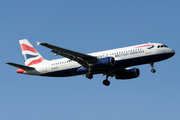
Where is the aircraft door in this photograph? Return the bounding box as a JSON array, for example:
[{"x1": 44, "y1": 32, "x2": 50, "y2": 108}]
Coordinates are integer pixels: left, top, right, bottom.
[
  {"x1": 146, "y1": 44, "x2": 151, "y2": 54},
  {"x1": 42, "y1": 62, "x2": 48, "y2": 73}
]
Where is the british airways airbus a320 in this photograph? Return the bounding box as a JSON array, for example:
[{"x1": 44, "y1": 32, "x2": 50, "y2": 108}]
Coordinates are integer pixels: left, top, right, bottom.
[{"x1": 7, "y1": 39, "x2": 175, "y2": 86}]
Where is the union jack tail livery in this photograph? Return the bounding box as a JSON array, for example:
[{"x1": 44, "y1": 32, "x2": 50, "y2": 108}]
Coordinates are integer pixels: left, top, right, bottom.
[{"x1": 19, "y1": 39, "x2": 45, "y2": 66}]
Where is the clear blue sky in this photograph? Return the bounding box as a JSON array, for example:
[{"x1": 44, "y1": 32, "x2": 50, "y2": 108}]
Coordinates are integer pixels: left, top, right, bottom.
[{"x1": 1, "y1": 0, "x2": 179, "y2": 120}]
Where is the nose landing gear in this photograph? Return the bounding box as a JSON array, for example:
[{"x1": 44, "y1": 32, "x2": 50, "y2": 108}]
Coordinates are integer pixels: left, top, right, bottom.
[
  {"x1": 151, "y1": 69, "x2": 156, "y2": 73},
  {"x1": 150, "y1": 62, "x2": 156, "y2": 73}
]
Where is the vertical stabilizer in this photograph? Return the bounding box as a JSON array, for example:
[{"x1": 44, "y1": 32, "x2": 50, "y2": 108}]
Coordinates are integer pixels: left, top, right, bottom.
[{"x1": 19, "y1": 39, "x2": 45, "y2": 66}]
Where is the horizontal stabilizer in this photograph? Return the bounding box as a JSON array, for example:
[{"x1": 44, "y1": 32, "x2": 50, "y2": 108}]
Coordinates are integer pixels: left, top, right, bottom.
[{"x1": 6, "y1": 62, "x2": 35, "y2": 70}]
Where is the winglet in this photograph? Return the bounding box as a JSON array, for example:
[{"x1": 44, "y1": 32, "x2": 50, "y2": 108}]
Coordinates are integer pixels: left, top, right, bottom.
[{"x1": 36, "y1": 41, "x2": 41, "y2": 46}]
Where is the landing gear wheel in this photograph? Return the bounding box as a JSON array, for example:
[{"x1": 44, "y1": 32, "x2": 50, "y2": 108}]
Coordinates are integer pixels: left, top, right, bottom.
[
  {"x1": 150, "y1": 62, "x2": 156, "y2": 73},
  {"x1": 86, "y1": 72, "x2": 93, "y2": 79},
  {"x1": 103, "y1": 80, "x2": 110, "y2": 86},
  {"x1": 151, "y1": 69, "x2": 156, "y2": 73}
]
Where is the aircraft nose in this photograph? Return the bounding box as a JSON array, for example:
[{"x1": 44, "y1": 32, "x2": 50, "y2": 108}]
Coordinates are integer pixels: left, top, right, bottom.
[{"x1": 170, "y1": 48, "x2": 175, "y2": 57}]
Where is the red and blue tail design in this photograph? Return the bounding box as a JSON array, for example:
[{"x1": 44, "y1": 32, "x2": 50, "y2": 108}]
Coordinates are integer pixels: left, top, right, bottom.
[{"x1": 19, "y1": 39, "x2": 45, "y2": 66}]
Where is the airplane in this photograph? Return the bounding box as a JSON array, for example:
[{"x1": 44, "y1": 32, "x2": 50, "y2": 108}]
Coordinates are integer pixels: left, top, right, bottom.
[{"x1": 7, "y1": 39, "x2": 175, "y2": 86}]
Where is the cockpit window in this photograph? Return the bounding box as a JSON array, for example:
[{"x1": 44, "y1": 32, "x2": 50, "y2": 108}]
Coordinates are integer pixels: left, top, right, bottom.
[
  {"x1": 157, "y1": 45, "x2": 168, "y2": 48},
  {"x1": 163, "y1": 45, "x2": 168, "y2": 47}
]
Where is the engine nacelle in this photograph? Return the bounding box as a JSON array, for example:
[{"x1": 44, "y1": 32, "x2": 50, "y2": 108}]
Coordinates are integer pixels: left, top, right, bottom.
[
  {"x1": 77, "y1": 57, "x2": 115, "y2": 73},
  {"x1": 115, "y1": 68, "x2": 140, "y2": 80},
  {"x1": 92, "y1": 57, "x2": 115, "y2": 69}
]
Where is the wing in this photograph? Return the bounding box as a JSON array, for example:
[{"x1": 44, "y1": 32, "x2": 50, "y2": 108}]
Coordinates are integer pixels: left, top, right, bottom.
[{"x1": 37, "y1": 42, "x2": 97, "y2": 69}]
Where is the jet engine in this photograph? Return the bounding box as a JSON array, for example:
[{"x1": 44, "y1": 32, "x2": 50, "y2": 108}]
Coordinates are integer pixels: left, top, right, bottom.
[
  {"x1": 91, "y1": 57, "x2": 115, "y2": 69},
  {"x1": 115, "y1": 68, "x2": 140, "y2": 79},
  {"x1": 77, "y1": 57, "x2": 115, "y2": 73}
]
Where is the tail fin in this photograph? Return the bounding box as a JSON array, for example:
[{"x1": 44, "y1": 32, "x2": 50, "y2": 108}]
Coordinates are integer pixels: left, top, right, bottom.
[{"x1": 19, "y1": 39, "x2": 45, "y2": 66}]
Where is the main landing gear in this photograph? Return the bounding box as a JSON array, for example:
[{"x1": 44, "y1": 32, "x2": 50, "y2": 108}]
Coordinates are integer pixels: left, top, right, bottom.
[
  {"x1": 103, "y1": 75, "x2": 110, "y2": 86},
  {"x1": 86, "y1": 72, "x2": 93, "y2": 79},
  {"x1": 85, "y1": 72, "x2": 110, "y2": 86},
  {"x1": 150, "y1": 62, "x2": 156, "y2": 73},
  {"x1": 103, "y1": 79, "x2": 110, "y2": 86}
]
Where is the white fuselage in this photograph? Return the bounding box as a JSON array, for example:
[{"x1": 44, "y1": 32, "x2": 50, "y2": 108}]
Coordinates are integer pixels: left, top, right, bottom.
[{"x1": 25, "y1": 43, "x2": 175, "y2": 77}]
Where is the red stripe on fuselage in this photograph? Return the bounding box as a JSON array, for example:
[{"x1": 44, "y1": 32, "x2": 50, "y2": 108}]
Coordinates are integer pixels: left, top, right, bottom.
[
  {"x1": 135, "y1": 44, "x2": 152, "y2": 48},
  {"x1": 27, "y1": 57, "x2": 44, "y2": 66},
  {"x1": 20, "y1": 44, "x2": 38, "y2": 53}
]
